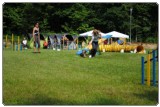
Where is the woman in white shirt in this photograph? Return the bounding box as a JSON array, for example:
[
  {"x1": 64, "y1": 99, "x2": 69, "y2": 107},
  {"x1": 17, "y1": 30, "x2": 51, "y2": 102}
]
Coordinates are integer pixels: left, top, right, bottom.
[{"x1": 89, "y1": 29, "x2": 101, "y2": 57}]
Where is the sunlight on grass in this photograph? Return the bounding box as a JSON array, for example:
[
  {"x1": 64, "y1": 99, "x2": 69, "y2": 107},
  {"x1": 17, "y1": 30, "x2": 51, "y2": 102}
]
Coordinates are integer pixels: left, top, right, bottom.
[{"x1": 3, "y1": 49, "x2": 158, "y2": 105}]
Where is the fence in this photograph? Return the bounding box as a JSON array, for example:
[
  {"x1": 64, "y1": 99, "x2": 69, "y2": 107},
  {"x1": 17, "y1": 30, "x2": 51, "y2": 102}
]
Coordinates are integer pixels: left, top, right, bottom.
[{"x1": 141, "y1": 50, "x2": 158, "y2": 86}]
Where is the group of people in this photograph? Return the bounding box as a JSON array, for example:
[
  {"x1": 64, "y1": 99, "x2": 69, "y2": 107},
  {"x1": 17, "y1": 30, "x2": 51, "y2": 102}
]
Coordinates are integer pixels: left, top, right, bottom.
[
  {"x1": 32, "y1": 22, "x2": 67, "y2": 52},
  {"x1": 32, "y1": 22, "x2": 102, "y2": 58}
]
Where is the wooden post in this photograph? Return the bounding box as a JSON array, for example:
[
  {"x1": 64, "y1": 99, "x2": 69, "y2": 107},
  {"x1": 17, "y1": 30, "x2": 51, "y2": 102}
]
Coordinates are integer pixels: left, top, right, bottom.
[
  {"x1": 152, "y1": 50, "x2": 156, "y2": 86},
  {"x1": 15, "y1": 43, "x2": 18, "y2": 51},
  {"x1": 67, "y1": 40, "x2": 69, "y2": 50},
  {"x1": 111, "y1": 38, "x2": 112, "y2": 44},
  {"x1": 18, "y1": 36, "x2": 20, "y2": 50},
  {"x1": 108, "y1": 38, "x2": 110, "y2": 45},
  {"x1": 77, "y1": 37, "x2": 79, "y2": 50},
  {"x1": 124, "y1": 38, "x2": 126, "y2": 45},
  {"x1": 20, "y1": 44, "x2": 22, "y2": 51},
  {"x1": 141, "y1": 57, "x2": 145, "y2": 85},
  {"x1": 6, "y1": 35, "x2": 8, "y2": 48},
  {"x1": 147, "y1": 52, "x2": 151, "y2": 86},
  {"x1": 63, "y1": 36, "x2": 64, "y2": 50},
  {"x1": 6, "y1": 35, "x2": 7, "y2": 43},
  {"x1": 18, "y1": 36, "x2": 20, "y2": 44},
  {"x1": 12, "y1": 34, "x2": 14, "y2": 50}
]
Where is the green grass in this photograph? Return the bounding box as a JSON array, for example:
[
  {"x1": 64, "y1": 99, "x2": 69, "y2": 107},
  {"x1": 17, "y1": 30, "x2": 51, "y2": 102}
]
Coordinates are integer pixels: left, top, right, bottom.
[{"x1": 3, "y1": 49, "x2": 158, "y2": 105}]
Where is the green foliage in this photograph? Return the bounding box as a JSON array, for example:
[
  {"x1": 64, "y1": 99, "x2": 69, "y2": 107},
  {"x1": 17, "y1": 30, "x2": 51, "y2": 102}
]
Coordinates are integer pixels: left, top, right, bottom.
[
  {"x1": 77, "y1": 23, "x2": 94, "y2": 32},
  {"x1": 40, "y1": 18, "x2": 50, "y2": 32},
  {"x1": 60, "y1": 4, "x2": 93, "y2": 33},
  {"x1": 145, "y1": 37, "x2": 158, "y2": 43},
  {"x1": 3, "y1": 4, "x2": 23, "y2": 34},
  {"x1": 3, "y1": 3, "x2": 158, "y2": 43}
]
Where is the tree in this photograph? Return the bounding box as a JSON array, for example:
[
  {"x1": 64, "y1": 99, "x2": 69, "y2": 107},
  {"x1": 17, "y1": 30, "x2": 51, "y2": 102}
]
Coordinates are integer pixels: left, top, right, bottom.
[{"x1": 3, "y1": 3, "x2": 158, "y2": 43}]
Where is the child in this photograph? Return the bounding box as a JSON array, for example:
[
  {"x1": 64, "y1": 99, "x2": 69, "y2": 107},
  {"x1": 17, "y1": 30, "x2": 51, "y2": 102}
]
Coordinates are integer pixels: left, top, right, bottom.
[{"x1": 43, "y1": 40, "x2": 48, "y2": 49}]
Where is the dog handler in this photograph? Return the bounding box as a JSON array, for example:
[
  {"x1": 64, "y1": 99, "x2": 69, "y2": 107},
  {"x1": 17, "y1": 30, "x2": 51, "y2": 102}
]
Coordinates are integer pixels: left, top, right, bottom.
[{"x1": 89, "y1": 29, "x2": 101, "y2": 57}]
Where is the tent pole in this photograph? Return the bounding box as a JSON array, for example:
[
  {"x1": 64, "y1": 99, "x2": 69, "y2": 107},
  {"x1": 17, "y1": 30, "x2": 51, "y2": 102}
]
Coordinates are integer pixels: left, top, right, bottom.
[
  {"x1": 67, "y1": 40, "x2": 68, "y2": 50},
  {"x1": 108, "y1": 38, "x2": 109, "y2": 45},
  {"x1": 111, "y1": 38, "x2": 112, "y2": 44},
  {"x1": 77, "y1": 37, "x2": 79, "y2": 50}
]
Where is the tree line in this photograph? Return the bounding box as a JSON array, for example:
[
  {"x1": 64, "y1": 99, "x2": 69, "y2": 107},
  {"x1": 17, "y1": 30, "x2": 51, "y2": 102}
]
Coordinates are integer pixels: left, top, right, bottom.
[{"x1": 3, "y1": 3, "x2": 158, "y2": 42}]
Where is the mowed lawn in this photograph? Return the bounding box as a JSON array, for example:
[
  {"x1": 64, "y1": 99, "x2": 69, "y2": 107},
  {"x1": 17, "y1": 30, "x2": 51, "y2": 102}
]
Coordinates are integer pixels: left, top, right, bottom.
[{"x1": 3, "y1": 49, "x2": 158, "y2": 105}]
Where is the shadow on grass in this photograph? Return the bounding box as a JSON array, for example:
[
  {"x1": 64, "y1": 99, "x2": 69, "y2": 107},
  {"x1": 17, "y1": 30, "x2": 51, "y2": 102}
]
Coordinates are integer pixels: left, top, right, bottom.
[
  {"x1": 87, "y1": 97, "x2": 120, "y2": 105},
  {"x1": 133, "y1": 89, "x2": 158, "y2": 104},
  {"x1": 4, "y1": 93, "x2": 120, "y2": 105},
  {"x1": 22, "y1": 94, "x2": 67, "y2": 105}
]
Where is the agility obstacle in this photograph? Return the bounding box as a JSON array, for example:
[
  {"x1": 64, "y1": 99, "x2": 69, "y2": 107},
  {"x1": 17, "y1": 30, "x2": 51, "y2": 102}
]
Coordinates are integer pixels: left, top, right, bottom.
[
  {"x1": 141, "y1": 50, "x2": 158, "y2": 86},
  {"x1": 14, "y1": 35, "x2": 22, "y2": 51},
  {"x1": 4, "y1": 34, "x2": 22, "y2": 51}
]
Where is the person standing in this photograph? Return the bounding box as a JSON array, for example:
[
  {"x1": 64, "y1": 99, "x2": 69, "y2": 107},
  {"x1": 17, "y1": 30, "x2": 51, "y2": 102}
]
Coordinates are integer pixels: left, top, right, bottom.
[
  {"x1": 22, "y1": 37, "x2": 28, "y2": 49},
  {"x1": 43, "y1": 40, "x2": 48, "y2": 49},
  {"x1": 89, "y1": 29, "x2": 101, "y2": 57},
  {"x1": 33, "y1": 22, "x2": 40, "y2": 53}
]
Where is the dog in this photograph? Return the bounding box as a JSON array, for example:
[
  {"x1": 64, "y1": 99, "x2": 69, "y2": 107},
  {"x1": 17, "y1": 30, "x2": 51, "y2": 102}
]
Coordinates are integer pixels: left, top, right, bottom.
[
  {"x1": 80, "y1": 50, "x2": 87, "y2": 58},
  {"x1": 80, "y1": 49, "x2": 97, "y2": 58},
  {"x1": 89, "y1": 49, "x2": 97, "y2": 58}
]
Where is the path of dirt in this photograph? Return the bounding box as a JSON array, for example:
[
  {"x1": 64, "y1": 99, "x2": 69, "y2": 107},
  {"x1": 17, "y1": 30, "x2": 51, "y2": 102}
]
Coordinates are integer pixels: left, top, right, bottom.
[{"x1": 131, "y1": 42, "x2": 158, "y2": 50}]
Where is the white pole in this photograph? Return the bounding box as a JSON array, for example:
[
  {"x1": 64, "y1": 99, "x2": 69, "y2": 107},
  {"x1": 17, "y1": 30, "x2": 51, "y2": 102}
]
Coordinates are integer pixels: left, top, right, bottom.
[{"x1": 130, "y1": 8, "x2": 133, "y2": 44}]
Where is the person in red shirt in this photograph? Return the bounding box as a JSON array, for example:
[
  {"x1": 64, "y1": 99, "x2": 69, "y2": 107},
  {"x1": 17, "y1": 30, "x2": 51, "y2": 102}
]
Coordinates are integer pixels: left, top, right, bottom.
[
  {"x1": 104, "y1": 39, "x2": 108, "y2": 45},
  {"x1": 43, "y1": 40, "x2": 48, "y2": 49}
]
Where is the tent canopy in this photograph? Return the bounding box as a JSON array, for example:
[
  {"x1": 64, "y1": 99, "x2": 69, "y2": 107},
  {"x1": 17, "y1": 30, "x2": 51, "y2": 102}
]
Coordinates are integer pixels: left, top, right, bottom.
[
  {"x1": 72, "y1": 35, "x2": 78, "y2": 40},
  {"x1": 78, "y1": 36, "x2": 87, "y2": 42},
  {"x1": 79, "y1": 30, "x2": 106, "y2": 36},
  {"x1": 105, "y1": 31, "x2": 129, "y2": 39},
  {"x1": 101, "y1": 35, "x2": 112, "y2": 39},
  {"x1": 72, "y1": 36, "x2": 87, "y2": 42},
  {"x1": 49, "y1": 34, "x2": 63, "y2": 45},
  {"x1": 65, "y1": 34, "x2": 74, "y2": 41}
]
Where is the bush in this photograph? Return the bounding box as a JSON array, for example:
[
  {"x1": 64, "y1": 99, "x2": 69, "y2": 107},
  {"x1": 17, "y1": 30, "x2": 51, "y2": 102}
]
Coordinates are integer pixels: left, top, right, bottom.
[{"x1": 145, "y1": 37, "x2": 158, "y2": 43}]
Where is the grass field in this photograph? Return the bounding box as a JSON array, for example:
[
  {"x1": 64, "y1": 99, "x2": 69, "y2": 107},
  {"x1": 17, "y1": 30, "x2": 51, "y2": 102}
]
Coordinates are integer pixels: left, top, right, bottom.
[{"x1": 3, "y1": 49, "x2": 158, "y2": 105}]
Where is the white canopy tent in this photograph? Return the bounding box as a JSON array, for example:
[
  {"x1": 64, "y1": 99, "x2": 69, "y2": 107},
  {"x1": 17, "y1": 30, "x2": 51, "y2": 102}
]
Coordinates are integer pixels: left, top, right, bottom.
[
  {"x1": 79, "y1": 30, "x2": 106, "y2": 36},
  {"x1": 105, "y1": 31, "x2": 129, "y2": 39}
]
